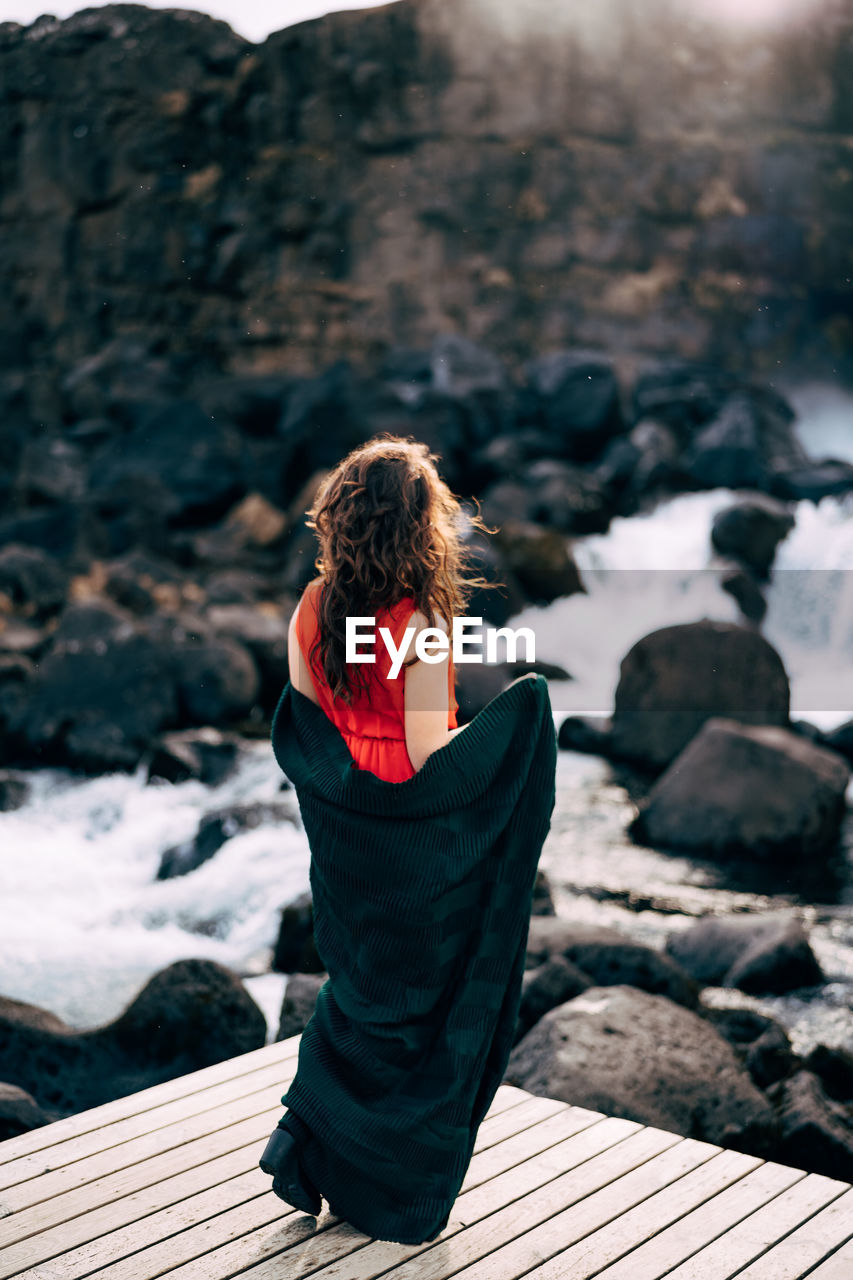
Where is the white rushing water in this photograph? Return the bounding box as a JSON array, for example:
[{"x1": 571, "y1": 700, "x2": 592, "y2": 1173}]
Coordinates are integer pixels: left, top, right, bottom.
[{"x1": 1, "y1": 396, "x2": 851, "y2": 1039}]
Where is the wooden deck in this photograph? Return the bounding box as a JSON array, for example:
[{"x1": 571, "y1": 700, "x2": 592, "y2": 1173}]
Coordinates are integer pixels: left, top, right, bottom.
[{"x1": 0, "y1": 1036, "x2": 851, "y2": 1280}]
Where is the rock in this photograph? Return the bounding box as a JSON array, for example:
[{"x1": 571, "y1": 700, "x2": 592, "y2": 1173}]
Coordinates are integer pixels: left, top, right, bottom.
[
  {"x1": 430, "y1": 333, "x2": 506, "y2": 399},
  {"x1": 505, "y1": 985, "x2": 777, "y2": 1153},
  {"x1": 522, "y1": 459, "x2": 612, "y2": 536},
  {"x1": 524, "y1": 351, "x2": 626, "y2": 462},
  {"x1": 92, "y1": 399, "x2": 249, "y2": 527},
  {"x1": 0, "y1": 544, "x2": 68, "y2": 617},
  {"x1": 157, "y1": 801, "x2": 297, "y2": 879},
  {"x1": 460, "y1": 532, "x2": 528, "y2": 627},
  {"x1": 821, "y1": 718, "x2": 853, "y2": 766},
  {"x1": 804, "y1": 1045, "x2": 853, "y2": 1104},
  {"x1": 0, "y1": 1082, "x2": 53, "y2": 1141},
  {"x1": 526, "y1": 917, "x2": 698, "y2": 1008},
  {"x1": 0, "y1": 959, "x2": 266, "y2": 1115},
  {"x1": 558, "y1": 715, "x2": 613, "y2": 755},
  {"x1": 611, "y1": 620, "x2": 790, "y2": 771},
  {"x1": 22, "y1": 600, "x2": 178, "y2": 771},
  {"x1": 272, "y1": 890, "x2": 323, "y2": 974},
  {"x1": 173, "y1": 635, "x2": 260, "y2": 725},
  {"x1": 711, "y1": 495, "x2": 795, "y2": 579},
  {"x1": 530, "y1": 868, "x2": 556, "y2": 916},
  {"x1": 0, "y1": 771, "x2": 28, "y2": 811},
  {"x1": 631, "y1": 361, "x2": 740, "y2": 436},
  {"x1": 770, "y1": 458, "x2": 853, "y2": 502},
  {"x1": 704, "y1": 1007, "x2": 799, "y2": 1089},
  {"x1": 147, "y1": 727, "x2": 241, "y2": 786},
  {"x1": 718, "y1": 563, "x2": 767, "y2": 624},
  {"x1": 625, "y1": 420, "x2": 681, "y2": 499},
  {"x1": 204, "y1": 603, "x2": 290, "y2": 714},
  {"x1": 491, "y1": 520, "x2": 584, "y2": 603},
  {"x1": 667, "y1": 916, "x2": 824, "y2": 995},
  {"x1": 276, "y1": 972, "x2": 327, "y2": 1041},
  {"x1": 680, "y1": 389, "x2": 807, "y2": 492},
  {"x1": 631, "y1": 719, "x2": 849, "y2": 860},
  {"x1": 222, "y1": 492, "x2": 289, "y2": 548},
  {"x1": 768, "y1": 1071, "x2": 853, "y2": 1183},
  {"x1": 514, "y1": 957, "x2": 592, "y2": 1044}
]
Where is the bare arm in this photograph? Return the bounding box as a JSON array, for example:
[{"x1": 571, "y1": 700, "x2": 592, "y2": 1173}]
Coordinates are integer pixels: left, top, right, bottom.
[
  {"x1": 403, "y1": 611, "x2": 467, "y2": 772},
  {"x1": 287, "y1": 601, "x2": 321, "y2": 706}
]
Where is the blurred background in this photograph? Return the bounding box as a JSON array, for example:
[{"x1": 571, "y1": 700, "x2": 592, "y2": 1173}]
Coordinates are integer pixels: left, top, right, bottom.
[{"x1": 0, "y1": 0, "x2": 852, "y2": 1169}]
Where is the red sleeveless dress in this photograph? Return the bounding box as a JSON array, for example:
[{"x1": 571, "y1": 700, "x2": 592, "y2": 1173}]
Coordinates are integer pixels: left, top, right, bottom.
[{"x1": 295, "y1": 578, "x2": 459, "y2": 782}]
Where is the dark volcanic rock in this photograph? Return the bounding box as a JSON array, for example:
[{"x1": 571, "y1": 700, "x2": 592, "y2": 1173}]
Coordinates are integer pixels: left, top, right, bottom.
[
  {"x1": 514, "y1": 957, "x2": 592, "y2": 1045},
  {"x1": 276, "y1": 972, "x2": 327, "y2": 1041},
  {"x1": 491, "y1": 520, "x2": 584, "y2": 603},
  {"x1": 711, "y1": 494, "x2": 795, "y2": 579},
  {"x1": 611, "y1": 620, "x2": 791, "y2": 771},
  {"x1": 0, "y1": 959, "x2": 266, "y2": 1116},
  {"x1": 526, "y1": 916, "x2": 698, "y2": 1008},
  {"x1": 273, "y1": 890, "x2": 323, "y2": 975},
  {"x1": 804, "y1": 1045, "x2": 853, "y2": 1104},
  {"x1": 557, "y1": 715, "x2": 613, "y2": 755},
  {"x1": 147, "y1": 727, "x2": 241, "y2": 786},
  {"x1": 667, "y1": 916, "x2": 825, "y2": 995},
  {"x1": 523, "y1": 351, "x2": 626, "y2": 462},
  {"x1": 157, "y1": 801, "x2": 298, "y2": 879},
  {"x1": 822, "y1": 719, "x2": 853, "y2": 766},
  {"x1": 0, "y1": 1082, "x2": 53, "y2": 1141},
  {"x1": 0, "y1": 771, "x2": 28, "y2": 811},
  {"x1": 505, "y1": 985, "x2": 777, "y2": 1153},
  {"x1": 0, "y1": 544, "x2": 69, "y2": 617},
  {"x1": 530, "y1": 868, "x2": 556, "y2": 917},
  {"x1": 768, "y1": 1070, "x2": 853, "y2": 1183},
  {"x1": 630, "y1": 718, "x2": 849, "y2": 860}
]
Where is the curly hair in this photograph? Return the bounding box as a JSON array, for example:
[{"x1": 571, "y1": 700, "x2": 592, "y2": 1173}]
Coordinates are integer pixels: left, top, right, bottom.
[{"x1": 304, "y1": 434, "x2": 496, "y2": 703}]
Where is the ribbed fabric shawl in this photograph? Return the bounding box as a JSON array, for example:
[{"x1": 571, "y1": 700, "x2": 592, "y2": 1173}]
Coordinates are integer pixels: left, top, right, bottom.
[{"x1": 269, "y1": 672, "x2": 557, "y2": 1244}]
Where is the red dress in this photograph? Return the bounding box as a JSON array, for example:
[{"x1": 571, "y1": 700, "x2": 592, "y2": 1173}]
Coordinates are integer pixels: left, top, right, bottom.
[{"x1": 295, "y1": 578, "x2": 459, "y2": 782}]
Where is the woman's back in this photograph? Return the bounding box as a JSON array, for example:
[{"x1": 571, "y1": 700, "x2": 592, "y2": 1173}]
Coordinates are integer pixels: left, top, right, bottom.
[{"x1": 295, "y1": 577, "x2": 459, "y2": 782}]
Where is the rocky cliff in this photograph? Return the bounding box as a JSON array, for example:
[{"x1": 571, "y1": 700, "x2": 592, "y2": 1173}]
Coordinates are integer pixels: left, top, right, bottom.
[{"x1": 1, "y1": 0, "x2": 851, "y2": 430}]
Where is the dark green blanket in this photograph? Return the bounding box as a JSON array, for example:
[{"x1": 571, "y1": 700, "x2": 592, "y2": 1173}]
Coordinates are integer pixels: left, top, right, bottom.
[{"x1": 270, "y1": 672, "x2": 557, "y2": 1244}]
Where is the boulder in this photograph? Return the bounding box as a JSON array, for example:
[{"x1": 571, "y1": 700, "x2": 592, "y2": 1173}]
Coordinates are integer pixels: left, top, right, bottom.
[
  {"x1": 611, "y1": 620, "x2": 790, "y2": 771},
  {"x1": 768, "y1": 1071, "x2": 853, "y2": 1183},
  {"x1": 173, "y1": 635, "x2": 260, "y2": 725},
  {"x1": 666, "y1": 916, "x2": 825, "y2": 995},
  {"x1": 157, "y1": 801, "x2": 298, "y2": 879},
  {"x1": 491, "y1": 519, "x2": 584, "y2": 603},
  {"x1": 523, "y1": 351, "x2": 626, "y2": 462},
  {"x1": 718, "y1": 563, "x2": 767, "y2": 624},
  {"x1": 514, "y1": 957, "x2": 592, "y2": 1044},
  {"x1": 821, "y1": 718, "x2": 853, "y2": 766},
  {"x1": 711, "y1": 495, "x2": 795, "y2": 579},
  {"x1": 272, "y1": 890, "x2": 323, "y2": 974},
  {"x1": 0, "y1": 1082, "x2": 53, "y2": 1141},
  {"x1": 506, "y1": 985, "x2": 778, "y2": 1152},
  {"x1": 705, "y1": 1008, "x2": 801, "y2": 1090},
  {"x1": 526, "y1": 917, "x2": 698, "y2": 1008},
  {"x1": 276, "y1": 972, "x2": 327, "y2": 1041},
  {"x1": 530, "y1": 868, "x2": 556, "y2": 917},
  {"x1": 557, "y1": 715, "x2": 613, "y2": 755},
  {"x1": 0, "y1": 544, "x2": 68, "y2": 617},
  {"x1": 631, "y1": 719, "x2": 850, "y2": 860},
  {"x1": 804, "y1": 1045, "x2": 853, "y2": 1104},
  {"x1": 770, "y1": 458, "x2": 853, "y2": 502},
  {"x1": 522, "y1": 459, "x2": 612, "y2": 536},
  {"x1": 0, "y1": 959, "x2": 266, "y2": 1115},
  {"x1": 147, "y1": 727, "x2": 242, "y2": 786},
  {"x1": 204, "y1": 603, "x2": 290, "y2": 714},
  {"x1": 0, "y1": 771, "x2": 28, "y2": 811}
]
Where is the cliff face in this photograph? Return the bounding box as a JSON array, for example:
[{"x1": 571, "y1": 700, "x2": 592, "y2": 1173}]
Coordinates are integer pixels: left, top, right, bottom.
[{"x1": 1, "y1": 0, "x2": 851, "y2": 424}]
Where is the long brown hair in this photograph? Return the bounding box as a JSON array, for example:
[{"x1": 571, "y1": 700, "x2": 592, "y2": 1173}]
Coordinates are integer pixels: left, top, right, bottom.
[{"x1": 304, "y1": 434, "x2": 495, "y2": 703}]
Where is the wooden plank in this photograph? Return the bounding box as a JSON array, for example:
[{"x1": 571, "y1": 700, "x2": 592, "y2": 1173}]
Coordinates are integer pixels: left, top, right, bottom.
[
  {"x1": 193, "y1": 1126, "x2": 683, "y2": 1280},
  {"x1": 732, "y1": 1187, "x2": 853, "y2": 1280},
  {"x1": 120, "y1": 1116, "x2": 650, "y2": 1280},
  {"x1": 0, "y1": 1038, "x2": 301, "y2": 1167},
  {"x1": 45, "y1": 1106, "x2": 605, "y2": 1280},
  {"x1": 659, "y1": 1174, "x2": 850, "y2": 1280},
  {"x1": 590, "y1": 1160, "x2": 806, "y2": 1280},
  {"x1": 395, "y1": 1136, "x2": 715, "y2": 1280},
  {"x1": 0, "y1": 1059, "x2": 297, "y2": 1194},
  {"x1": 522, "y1": 1147, "x2": 767, "y2": 1280},
  {"x1": 0, "y1": 1078, "x2": 530, "y2": 1272},
  {"x1": 805, "y1": 1233, "x2": 853, "y2": 1279},
  {"x1": 0, "y1": 1076, "x2": 292, "y2": 1218}
]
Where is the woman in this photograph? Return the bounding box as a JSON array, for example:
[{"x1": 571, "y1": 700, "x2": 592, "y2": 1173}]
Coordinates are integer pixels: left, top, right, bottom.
[{"x1": 260, "y1": 434, "x2": 557, "y2": 1244}]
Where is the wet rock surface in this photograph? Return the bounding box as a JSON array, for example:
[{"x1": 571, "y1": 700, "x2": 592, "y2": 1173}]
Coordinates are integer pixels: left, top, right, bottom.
[
  {"x1": 666, "y1": 916, "x2": 825, "y2": 995},
  {"x1": 0, "y1": 959, "x2": 266, "y2": 1117}
]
